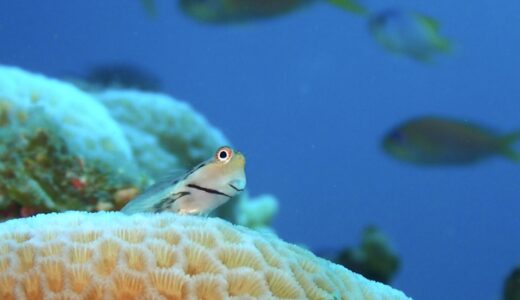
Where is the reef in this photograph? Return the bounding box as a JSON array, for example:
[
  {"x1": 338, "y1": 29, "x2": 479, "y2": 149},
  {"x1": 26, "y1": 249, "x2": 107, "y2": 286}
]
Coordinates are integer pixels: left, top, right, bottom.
[
  {"x1": 0, "y1": 65, "x2": 277, "y2": 228},
  {"x1": 0, "y1": 66, "x2": 145, "y2": 218},
  {"x1": 333, "y1": 226, "x2": 400, "y2": 284},
  {"x1": 0, "y1": 211, "x2": 411, "y2": 299}
]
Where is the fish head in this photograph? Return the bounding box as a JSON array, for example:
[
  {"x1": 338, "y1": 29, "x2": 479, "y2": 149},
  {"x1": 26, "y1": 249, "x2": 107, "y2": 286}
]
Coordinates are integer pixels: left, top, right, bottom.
[
  {"x1": 187, "y1": 146, "x2": 246, "y2": 197},
  {"x1": 382, "y1": 127, "x2": 422, "y2": 162},
  {"x1": 369, "y1": 9, "x2": 414, "y2": 54}
]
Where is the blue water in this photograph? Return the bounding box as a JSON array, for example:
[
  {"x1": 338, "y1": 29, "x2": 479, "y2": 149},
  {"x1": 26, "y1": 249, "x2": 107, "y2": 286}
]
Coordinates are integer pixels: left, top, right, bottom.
[{"x1": 1, "y1": 1, "x2": 519, "y2": 299}]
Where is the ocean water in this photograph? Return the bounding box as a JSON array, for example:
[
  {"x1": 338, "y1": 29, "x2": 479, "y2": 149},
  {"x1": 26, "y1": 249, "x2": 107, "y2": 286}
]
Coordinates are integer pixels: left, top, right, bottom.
[{"x1": 1, "y1": 1, "x2": 519, "y2": 299}]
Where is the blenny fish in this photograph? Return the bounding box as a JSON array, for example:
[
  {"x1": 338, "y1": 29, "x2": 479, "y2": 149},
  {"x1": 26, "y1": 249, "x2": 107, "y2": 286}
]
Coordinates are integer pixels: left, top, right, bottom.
[{"x1": 122, "y1": 146, "x2": 246, "y2": 215}]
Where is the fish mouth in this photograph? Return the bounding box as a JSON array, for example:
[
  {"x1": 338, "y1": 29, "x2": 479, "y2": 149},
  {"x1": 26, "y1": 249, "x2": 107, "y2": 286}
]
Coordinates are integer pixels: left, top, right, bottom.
[
  {"x1": 228, "y1": 178, "x2": 246, "y2": 192},
  {"x1": 228, "y1": 183, "x2": 245, "y2": 192}
]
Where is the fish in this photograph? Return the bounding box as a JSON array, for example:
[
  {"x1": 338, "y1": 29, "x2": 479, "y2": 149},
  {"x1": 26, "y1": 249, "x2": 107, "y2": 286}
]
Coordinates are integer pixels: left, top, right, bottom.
[
  {"x1": 84, "y1": 63, "x2": 161, "y2": 91},
  {"x1": 382, "y1": 116, "x2": 520, "y2": 165},
  {"x1": 368, "y1": 9, "x2": 452, "y2": 62},
  {"x1": 122, "y1": 146, "x2": 246, "y2": 215},
  {"x1": 176, "y1": 0, "x2": 367, "y2": 23}
]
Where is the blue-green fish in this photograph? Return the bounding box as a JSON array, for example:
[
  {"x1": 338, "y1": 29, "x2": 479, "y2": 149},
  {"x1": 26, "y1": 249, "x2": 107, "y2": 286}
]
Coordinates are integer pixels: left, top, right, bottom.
[
  {"x1": 368, "y1": 9, "x2": 452, "y2": 62},
  {"x1": 177, "y1": 0, "x2": 367, "y2": 23},
  {"x1": 122, "y1": 146, "x2": 246, "y2": 215},
  {"x1": 383, "y1": 116, "x2": 520, "y2": 165}
]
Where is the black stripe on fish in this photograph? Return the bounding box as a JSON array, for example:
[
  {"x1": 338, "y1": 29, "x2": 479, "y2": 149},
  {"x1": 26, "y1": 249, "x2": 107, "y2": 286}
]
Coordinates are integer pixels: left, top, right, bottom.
[
  {"x1": 153, "y1": 191, "x2": 190, "y2": 212},
  {"x1": 228, "y1": 184, "x2": 244, "y2": 192},
  {"x1": 186, "y1": 183, "x2": 231, "y2": 198}
]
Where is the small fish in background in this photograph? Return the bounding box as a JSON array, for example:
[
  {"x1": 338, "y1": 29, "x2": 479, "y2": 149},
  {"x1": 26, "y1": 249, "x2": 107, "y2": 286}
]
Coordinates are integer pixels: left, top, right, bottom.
[
  {"x1": 382, "y1": 116, "x2": 520, "y2": 166},
  {"x1": 141, "y1": 0, "x2": 367, "y2": 24},
  {"x1": 315, "y1": 226, "x2": 400, "y2": 284},
  {"x1": 368, "y1": 9, "x2": 452, "y2": 62},
  {"x1": 81, "y1": 63, "x2": 162, "y2": 92},
  {"x1": 503, "y1": 266, "x2": 520, "y2": 300},
  {"x1": 122, "y1": 146, "x2": 246, "y2": 216}
]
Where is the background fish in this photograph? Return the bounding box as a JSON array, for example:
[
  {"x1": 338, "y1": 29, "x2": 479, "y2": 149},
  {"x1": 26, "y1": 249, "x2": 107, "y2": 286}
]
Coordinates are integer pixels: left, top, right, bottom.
[
  {"x1": 122, "y1": 146, "x2": 246, "y2": 215},
  {"x1": 368, "y1": 9, "x2": 452, "y2": 62},
  {"x1": 83, "y1": 63, "x2": 162, "y2": 91},
  {"x1": 382, "y1": 116, "x2": 520, "y2": 165},
  {"x1": 177, "y1": 0, "x2": 367, "y2": 23}
]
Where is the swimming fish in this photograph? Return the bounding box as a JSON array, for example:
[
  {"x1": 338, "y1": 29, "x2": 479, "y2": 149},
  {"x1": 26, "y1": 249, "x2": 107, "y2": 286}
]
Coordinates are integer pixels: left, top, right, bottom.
[
  {"x1": 122, "y1": 146, "x2": 246, "y2": 215},
  {"x1": 382, "y1": 116, "x2": 520, "y2": 165},
  {"x1": 84, "y1": 63, "x2": 161, "y2": 91},
  {"x1": 177, "y1": 0, "x2": 367, "y2": 23},
  {"x1": 368, "y1": 9, "x2": 452, "y2": 62}
]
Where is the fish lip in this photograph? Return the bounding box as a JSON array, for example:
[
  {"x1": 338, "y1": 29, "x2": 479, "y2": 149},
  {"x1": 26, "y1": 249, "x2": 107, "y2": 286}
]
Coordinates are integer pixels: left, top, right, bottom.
[{"x1": 228, "y1": 183, "x2": 245, "y2": 192}]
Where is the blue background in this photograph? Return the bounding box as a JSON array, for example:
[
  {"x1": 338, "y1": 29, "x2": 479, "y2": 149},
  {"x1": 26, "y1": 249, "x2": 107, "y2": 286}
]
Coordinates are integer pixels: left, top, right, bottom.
[{"x1": 1, "y1": 1, "x2": 519, "y2": 299}]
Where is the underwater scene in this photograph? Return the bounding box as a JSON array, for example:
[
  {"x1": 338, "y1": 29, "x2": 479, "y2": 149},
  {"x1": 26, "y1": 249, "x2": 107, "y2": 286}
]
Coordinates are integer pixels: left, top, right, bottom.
[{"x1": 0, "y1": 0, "x2": 518, "y2": 299}]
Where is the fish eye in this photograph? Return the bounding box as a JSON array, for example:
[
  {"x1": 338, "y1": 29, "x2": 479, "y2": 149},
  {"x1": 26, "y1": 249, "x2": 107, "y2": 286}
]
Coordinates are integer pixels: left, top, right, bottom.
[
  {"x1": 389, "y1": 130, "x2": 405, "y2": 142},
  {"x1": 216, "y1": 146, "x2": 233, "y2": 162}
]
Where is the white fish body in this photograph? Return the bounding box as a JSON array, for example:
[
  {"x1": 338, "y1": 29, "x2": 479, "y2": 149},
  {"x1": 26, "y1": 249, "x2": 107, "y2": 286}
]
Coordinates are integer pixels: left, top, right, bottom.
[{"x1": 122, "y1": 146, "x2": 246, "y2": 215}]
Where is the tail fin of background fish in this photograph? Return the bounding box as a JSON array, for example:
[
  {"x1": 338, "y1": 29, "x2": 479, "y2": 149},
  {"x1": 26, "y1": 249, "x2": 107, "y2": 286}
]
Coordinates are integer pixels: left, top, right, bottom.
[
  {"x1": 416, "y1": 14, "x2": 453, "y2": 54},
  {"x1": 500, "y1": 131, "x2": 520, "y2": 163},
  {"x1": 433, "y1": 37, "x2": 452, "y2": 54},
  {"x1": 327, "y1": 0, "x2": 368, "y2": 15}
]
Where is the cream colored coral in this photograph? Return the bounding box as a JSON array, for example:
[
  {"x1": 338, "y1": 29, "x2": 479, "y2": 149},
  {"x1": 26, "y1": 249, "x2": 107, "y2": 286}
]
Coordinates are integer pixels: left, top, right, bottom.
[{"x1": 0, "y1": 212, "x2": 410, "y2": 300}]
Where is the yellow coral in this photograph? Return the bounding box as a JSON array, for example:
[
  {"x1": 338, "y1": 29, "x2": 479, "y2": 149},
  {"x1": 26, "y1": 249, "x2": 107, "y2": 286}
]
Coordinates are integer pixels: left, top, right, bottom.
[{"x1": 0, "y1": 212, "x2": 410, "y2": 299}]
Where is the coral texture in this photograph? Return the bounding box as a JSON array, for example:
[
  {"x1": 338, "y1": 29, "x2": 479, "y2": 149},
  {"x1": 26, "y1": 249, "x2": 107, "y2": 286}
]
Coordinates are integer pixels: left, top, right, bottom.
[
  {"x1": 0, "y1": 66, "x2": 144, "y2": 218},
  {"x1": 0, "y1": 211, "x2": 410, "y2": 300},
  {"x1": 0, "y1": 66, "x2": 133, "y2": 164}
]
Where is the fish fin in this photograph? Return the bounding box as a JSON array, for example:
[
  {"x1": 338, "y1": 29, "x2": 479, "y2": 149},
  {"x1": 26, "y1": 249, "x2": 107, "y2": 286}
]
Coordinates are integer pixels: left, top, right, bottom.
[
  {"x1": 415, "y1": 14, "x2": 440, "y2": 31},
  {"x1": 434, "y1": 37, "x2": 453, "y2": 54},
  {"x1": 500, "y1": 131, "x2": 520, "y2": 163},
  {"x1": 140, "y1": 0, "x2": 157, "y2": 17},
  {"x1": 121, "y1": 172, "x2": 184, "y2": 214},
  {"x1": 138, "y1": 171, "x2": 185, "y2": 198},
  {"x1": 155, "y1": 169, "x2": 188, "y2": 182},
  {"x1": 327, "y1": 0, "x2": 368, "y2": 15},
  {"x1": 414, "y1": 14, "x2": 452, "y2": 54}
]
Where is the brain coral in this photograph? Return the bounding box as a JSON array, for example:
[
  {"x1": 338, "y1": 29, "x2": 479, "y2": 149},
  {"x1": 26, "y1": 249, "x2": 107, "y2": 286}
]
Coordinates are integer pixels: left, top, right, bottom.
[{"x1": 0, "y1": 212, "x2": 410, "y2": 300}]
